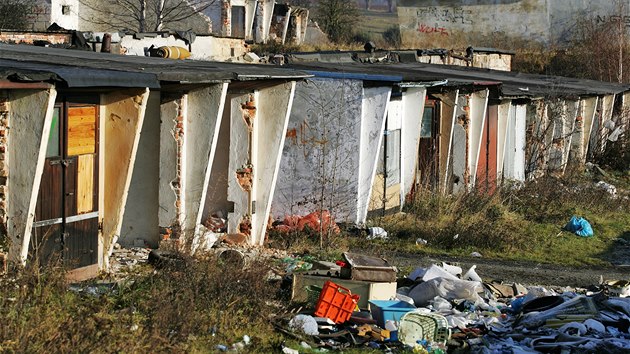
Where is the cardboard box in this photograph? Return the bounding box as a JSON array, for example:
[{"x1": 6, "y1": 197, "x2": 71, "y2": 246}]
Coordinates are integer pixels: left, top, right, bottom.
[{"x1": 292, "y1": 273, "x2": 397, "y2": 309}]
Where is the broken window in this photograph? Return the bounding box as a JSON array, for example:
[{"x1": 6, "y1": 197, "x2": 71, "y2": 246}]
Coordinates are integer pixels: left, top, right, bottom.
[{"x1": 421, "y1": 106, "x2": 433, "y2": 138}]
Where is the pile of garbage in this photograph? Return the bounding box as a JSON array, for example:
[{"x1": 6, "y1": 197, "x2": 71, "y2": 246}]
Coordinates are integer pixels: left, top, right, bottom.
[
  {"x1": 280, "y1": 252, "x2": 630, "y2": 353},
  {"x1": 274, "y1": 211, "x2": 341, "y2": 235}
]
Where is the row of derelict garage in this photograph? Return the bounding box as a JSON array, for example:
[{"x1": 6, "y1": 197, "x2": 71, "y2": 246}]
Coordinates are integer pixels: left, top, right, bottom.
[{"x1": 0, "y1": 44, "x2": 628, "y2": 277}]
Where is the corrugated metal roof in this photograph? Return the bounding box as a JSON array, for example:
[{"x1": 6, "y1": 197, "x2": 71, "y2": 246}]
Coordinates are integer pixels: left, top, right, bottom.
[{"x1": 0, "y1": 44, "x2": 310, "y2": 88}]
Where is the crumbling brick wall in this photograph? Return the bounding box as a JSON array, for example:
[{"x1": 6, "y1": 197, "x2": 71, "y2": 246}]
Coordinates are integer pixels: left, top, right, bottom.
[
  {"x1": 0, "y1": 31, "x2": 72, "y2": 45},
  {"x1": 159, "y1": 96, "x2": 185, "y2": 244}
]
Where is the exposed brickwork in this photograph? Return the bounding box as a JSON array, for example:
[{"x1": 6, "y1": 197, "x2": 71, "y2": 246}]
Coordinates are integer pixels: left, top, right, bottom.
[
  {"x1": 160, "y1": 97, "x2": 186, "y2": 243},
  {"x1": 0, "y1": 31, "x2": 73, "y2": 45},
  {"x1": 221, "y1": 0, "x2": 231, "y2": 36}
]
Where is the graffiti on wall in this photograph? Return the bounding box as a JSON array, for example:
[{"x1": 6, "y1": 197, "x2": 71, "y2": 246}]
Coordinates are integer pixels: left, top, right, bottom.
[
  {"x1": 595, "y1": 14, "x2": 630, "y2": 28},
  {"x1": 418, "y1": 24, "x2": 449, "y2": 35},
  {"x1": 416, "y1": 6, "x2": 473, "y2": 25}
]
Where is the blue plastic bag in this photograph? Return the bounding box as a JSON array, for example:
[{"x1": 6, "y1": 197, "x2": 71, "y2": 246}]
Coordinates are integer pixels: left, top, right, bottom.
[{"x1": 564, "y1": 216, "x2": 594, "y2": 237}]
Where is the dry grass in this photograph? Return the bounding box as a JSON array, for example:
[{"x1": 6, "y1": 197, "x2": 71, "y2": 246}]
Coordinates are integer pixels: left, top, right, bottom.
[
  {"x1": 0, "y1": 255, "x2": 286, "y2": 353},
  {"x1": 373, "y1": 172, "x2": 630, "y2": 266}
]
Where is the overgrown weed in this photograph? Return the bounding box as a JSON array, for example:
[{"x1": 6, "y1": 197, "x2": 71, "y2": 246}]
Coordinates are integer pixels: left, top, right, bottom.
[
  {"x1": 376, "y1": 171, "x2": 630, "y2": 266},
  {"x1": 0, "y1": 254, "x2": 283, "y2": 353}
]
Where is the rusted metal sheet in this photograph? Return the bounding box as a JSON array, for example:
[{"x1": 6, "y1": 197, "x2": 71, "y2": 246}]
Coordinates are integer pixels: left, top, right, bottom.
[
  {"x1": 477, "y1": 105, "x2": 498, "y2": 194},
  {"x1": 0, "y1": 80, "x2": 52, "y2": 89},
  {"x1": 340, "y1": 252, "x2": 397, "y2": 283}
]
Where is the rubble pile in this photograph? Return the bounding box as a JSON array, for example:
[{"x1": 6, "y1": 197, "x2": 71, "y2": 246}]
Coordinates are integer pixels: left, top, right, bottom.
[{"x1": 280, "y1": 252, "x2": 630, "y2": 353}]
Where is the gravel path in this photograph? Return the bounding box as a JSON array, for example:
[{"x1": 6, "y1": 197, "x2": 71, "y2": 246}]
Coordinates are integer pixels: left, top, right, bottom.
[{"x1": 353, "y1": 248, "x2": 630, "y2": 288}]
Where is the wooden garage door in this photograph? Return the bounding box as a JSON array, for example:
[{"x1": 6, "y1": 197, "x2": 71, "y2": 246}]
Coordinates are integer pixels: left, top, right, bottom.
[{"x1": 31, "y1": 98, "x2": 99, "y2": 268}]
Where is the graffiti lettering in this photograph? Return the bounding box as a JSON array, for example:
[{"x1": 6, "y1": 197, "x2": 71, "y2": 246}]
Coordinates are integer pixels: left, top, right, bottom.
[
  {"x1": 595, "y1": 14, "x2": 630, "y2": 28},
  {"x1": 416, "y1": 6, "x2": 473, "y2": 25},
  {"x1": 418, "y1": 24, "x2": 449, "y2": 36}
]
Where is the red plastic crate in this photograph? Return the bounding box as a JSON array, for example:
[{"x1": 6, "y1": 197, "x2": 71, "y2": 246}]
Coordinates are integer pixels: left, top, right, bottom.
[{"x1": 314, "y1": 280, "x2": 360, "y2": 324}]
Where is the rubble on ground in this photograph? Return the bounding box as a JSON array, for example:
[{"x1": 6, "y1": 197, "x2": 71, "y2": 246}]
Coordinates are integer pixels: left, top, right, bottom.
[
  {"x1": 278, "y1": 252, "x2": 630, "y2": 353},
  {"x1": 105, "y1": 240, "x2": 630, "y2": 352}
]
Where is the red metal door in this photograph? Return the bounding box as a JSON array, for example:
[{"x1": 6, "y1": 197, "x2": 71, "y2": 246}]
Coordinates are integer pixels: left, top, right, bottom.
[{"x1": 32, "y1": 99, "x2": 99, "y2": 268}]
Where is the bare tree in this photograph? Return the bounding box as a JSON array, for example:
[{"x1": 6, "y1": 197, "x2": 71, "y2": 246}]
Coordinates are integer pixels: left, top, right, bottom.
[
  {"x1": 81, "y1": 0, "x2": 216, "y2": 33},
  {"x1": 0, "y1": 0, "x2": 34, "y2": 30},
  {"x1": 314, "y1": 0, "x2": 360, "y2": 43}
]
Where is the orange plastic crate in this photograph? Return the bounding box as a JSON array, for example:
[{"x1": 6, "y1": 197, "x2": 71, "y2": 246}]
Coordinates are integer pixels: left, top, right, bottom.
[{"x1": 314, "y1": 280, "x2": 360, "y2": 324}]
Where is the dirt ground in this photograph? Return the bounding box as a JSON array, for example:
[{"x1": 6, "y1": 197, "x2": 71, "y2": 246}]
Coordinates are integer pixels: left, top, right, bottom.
[{"x1": 356, "y1": 249, "x2": 630, "y2": 289}]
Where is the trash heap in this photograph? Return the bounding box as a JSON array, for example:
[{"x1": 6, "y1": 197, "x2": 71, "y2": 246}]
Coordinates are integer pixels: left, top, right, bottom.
[{"x1": 282, "y1": 252, "x2": 630, "y2": 353}]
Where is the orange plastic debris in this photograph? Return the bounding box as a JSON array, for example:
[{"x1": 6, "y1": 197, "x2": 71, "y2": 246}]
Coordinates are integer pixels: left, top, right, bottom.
[{"x1": 314, "y1": 280, "x2": 360, "y2": 324}]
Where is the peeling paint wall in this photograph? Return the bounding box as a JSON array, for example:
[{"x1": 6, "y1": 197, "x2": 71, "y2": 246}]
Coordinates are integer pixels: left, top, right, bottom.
[
  {"x1": 119, "y1": 35, "x2": 248, "y2": 62},
  {"x1": 227, "y1": 93, "x2": 256, "y2": 236},
  {"x1": 158, "y1": 95, "x2": 182, "y2": 238},
  {"x1": 496, "y1": 101, "x2": 511, "y2": 180},
  {"x1": 7, "y1": 89, "x2": 56, "y2": 263},
  {"x1": 252, "y1": 82, "x2": 295, "y2": 244},
  {"x1": 468, "y1": 89, "x2": 489, "y2": 187},
  {"x1": 503, "y1": 103, "x2": 526, "y2": 182},
  {"x1": 437, "y1": 91, "x2": 458, "y2": 193},
  {"x1": 397, "y1": 0, "x2": 624, "y2": 47},
  {"x1": 120, "y1": 92, "x2": 160, "y2": 248},
  {"x1": 273, "y1": 78, "x2": 363, "y2": 223},
  {"x1": 101, "y1": 89, "x2": 149, "y2": 259},
  {"x1": 202, "y1": 100, "x2": 232, "y2": 225},
  {"x1": 400, "y1": 88, "x2": 426, "y2": 203},
  {"x1": 183, "y1": 84, "x2": 227, "y2": 238},
  {"x1": 356, "y1": 86, "x2": 391, "y2": 224}
]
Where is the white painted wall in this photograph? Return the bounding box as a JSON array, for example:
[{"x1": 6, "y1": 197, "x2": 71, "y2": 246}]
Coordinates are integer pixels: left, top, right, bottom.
[
  {"x1": 561, "y1": 100, "x2": 579, "y2": 172},
  {"x1": 356, "y1": 86, "x2": 391, "y2": 224},
  {"x1": 7, "y1": 88, "x2": 56, "y2": 264},
  {"x1": 273, "y1": 78, "x2": 363, "y2": 223},
  {"x1": 257, "y1": 0, "x2": 275, "y2": 41},
  {"x1": 399, "y1": 87, "x2": 426, "y2": 205},
  {"x1": 436, "y1": 90, "x2": 459, "y2": 193},
  {"x1": 101, "y1": 89, "x2": 149, "y2": 263},
  {"x1": 580, "y1": 97, "x2": 598, "y2": 163},
  {"x1": 600, "y1": 94, "x2": 616, "y2": 151},
  {"x1": 496, "y1": 101, "x2": 511, "y2": 181},
  {"x1": 158, "y1": 96, "x2": 180, "y2": 230},
  {"x1": 119, "y1": 91, "x2": 160, "y2": 248},
  {"x1": 202, "y1": 102, "x2": 232, "y2": 222},
  {"x1": 119, "y1": 35, "x2": 247, "y2": 62},
  {"x1": 398, "y1": 0, "x2": 623, "y2": 47},
  {"x1": 227, "y1": 93, "x2": 255, "y2": 234},
  {"x1": 468, "y1": 89, "x2": 489, "y2": 188},
  {"x1": 51, "y1": 0, "x2": 79, "y2": 30},
  {"x1": 184, "y1": 85, "x2": 227, "y2": 238},
  {"x1": 252, "y1": 82, "x2": 296, "y2": 244},
  {"x1": 504, "y1": 103, "x2": 526, "y2": 182}
]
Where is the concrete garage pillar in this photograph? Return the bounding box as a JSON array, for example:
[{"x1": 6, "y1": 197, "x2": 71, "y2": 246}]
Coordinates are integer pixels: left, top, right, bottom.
[
  {"x1": 7, "y1": 88, "x2": 57, "y2": 264},
  {"x1": 101, "y1": 89, "x2": 150, "y2": 267}
]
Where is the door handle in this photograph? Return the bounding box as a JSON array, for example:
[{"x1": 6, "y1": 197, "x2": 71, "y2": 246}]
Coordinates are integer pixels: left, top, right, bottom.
[{"x1": 66, "y1": 192, "x2": 74, "y2": 196}]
